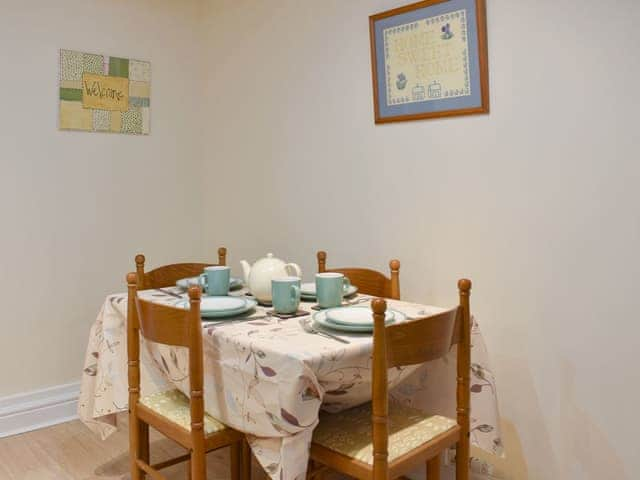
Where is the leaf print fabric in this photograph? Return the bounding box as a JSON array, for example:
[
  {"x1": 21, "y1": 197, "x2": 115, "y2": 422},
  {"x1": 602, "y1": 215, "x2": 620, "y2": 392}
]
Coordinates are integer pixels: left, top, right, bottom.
[{"x1": 78, "y1": 288, "x2": 503, "y2": 480}]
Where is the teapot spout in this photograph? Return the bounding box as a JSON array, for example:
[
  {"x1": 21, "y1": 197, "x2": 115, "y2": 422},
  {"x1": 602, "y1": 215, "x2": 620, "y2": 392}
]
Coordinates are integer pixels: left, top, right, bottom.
[{"x1": 240, "y1": 260, "x2": 251, "y2": 285}]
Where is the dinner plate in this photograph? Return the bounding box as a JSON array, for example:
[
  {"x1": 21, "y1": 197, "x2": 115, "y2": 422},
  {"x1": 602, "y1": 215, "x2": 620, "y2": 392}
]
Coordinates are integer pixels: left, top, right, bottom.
[
  {"x1": 300, "y1": 282, "x2": 358, "y2": 300},
  {"x1": 312, "y1": 308, "x2": 404, "y2": 332},
  {"x1": 175, "y1": 296, "x2": 257, "y2": 318},
  {"x1": 176, "y1": 276, "x2": 243, "y2": 291},
  {"x1": 325, "y1": 305, "x2": 394, "y2": 327}
]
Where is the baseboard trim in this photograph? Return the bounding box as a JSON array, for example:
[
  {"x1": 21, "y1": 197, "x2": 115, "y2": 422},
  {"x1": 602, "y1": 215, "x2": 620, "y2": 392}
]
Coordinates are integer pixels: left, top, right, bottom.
[{"x1": 0, "y1": 381, "x2": 80, "y2": 438}]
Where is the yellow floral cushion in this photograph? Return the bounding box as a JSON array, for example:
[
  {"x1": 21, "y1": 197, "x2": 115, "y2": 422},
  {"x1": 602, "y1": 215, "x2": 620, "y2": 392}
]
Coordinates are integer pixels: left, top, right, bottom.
[
  {"x1": 313, "y1": 402, "x2": 457, "y2": 464},
  {"x1": 140, "y1": 389, "x2": 227, "y2": 435}
]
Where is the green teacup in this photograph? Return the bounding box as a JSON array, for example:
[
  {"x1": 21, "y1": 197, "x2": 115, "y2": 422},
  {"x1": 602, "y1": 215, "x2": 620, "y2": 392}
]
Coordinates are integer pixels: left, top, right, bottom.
[
  {"x1": 315, "y1": 272, "x2": 350, "y2": 309},
  {"x1": 199, "y1": 266, "x2": 231, "y2": 296},
  {"x1": 271, "y1": 277, "x2": 301, "y2": 314}
]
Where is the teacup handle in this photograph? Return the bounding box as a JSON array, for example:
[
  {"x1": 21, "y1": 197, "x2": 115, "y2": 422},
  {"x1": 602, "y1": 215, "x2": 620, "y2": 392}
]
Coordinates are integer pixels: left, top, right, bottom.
[
  {"x1": 343, "y1": 277, "x2": 351, "y2": 292},
  {"x1": 199, "y1": 274, "x2": 208, "y2": 293},
  {"x1": 290, "y1": 284, "x2": 300, "y2": 303},
  {"x1": 284, "y1": 263, "x2": 302, "y2": 278}
]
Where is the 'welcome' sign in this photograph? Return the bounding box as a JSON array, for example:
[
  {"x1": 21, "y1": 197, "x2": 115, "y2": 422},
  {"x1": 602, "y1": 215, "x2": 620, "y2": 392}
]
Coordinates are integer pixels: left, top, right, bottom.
[
  {"x1": 82, "y1": 73, "x2": 129, "y2": 112},
  {"x1": 59, "y1": 49, "x2": 151, "y2": 134}
]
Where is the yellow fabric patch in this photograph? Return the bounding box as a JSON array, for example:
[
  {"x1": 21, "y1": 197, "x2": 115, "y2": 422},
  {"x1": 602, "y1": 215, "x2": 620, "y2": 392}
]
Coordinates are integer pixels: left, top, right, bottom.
[
  {"x1": 313, "y1": 402, "x2": 457, "y2": 464},
  {"x1": 129, "y1": 80, "x2": 150, "y2": 98},
  {"x1": 140, "y1": 389, "x2": 227, "y2": 435},
  {"x1": 110, "y1": 111, "x2": 122, "y2": 132},
  {"x1": 59, "y1": 100, "x2": 93, "y2": 131},
  {"x1": 82, "y1": 73, "x2": 129, "y2": 112}
]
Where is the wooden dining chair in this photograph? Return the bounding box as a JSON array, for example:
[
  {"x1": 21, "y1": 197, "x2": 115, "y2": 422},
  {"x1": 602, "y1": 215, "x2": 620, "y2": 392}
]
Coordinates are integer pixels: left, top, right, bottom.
[
  {"x1": 126, "y1": 273, "x2": 246, "y2": 480},
  {"x1": 317, "y1": 251, "x2": 401, "y2": 300},
  {"x1": 135, "y1": 247, "x2": 227, "y2": 290},
  {"x1": 309, "y1": 279, "x2": 472, "y2": 480}
]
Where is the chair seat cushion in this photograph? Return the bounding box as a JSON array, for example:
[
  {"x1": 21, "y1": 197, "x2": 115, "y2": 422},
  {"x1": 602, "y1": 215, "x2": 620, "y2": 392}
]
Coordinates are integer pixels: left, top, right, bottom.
[
  {"x1": 140, "y1": 389, "x2": 227, "y2": 435},
  {"x1": 312, "y1": 402, "x2": 457, "y2": 465}
]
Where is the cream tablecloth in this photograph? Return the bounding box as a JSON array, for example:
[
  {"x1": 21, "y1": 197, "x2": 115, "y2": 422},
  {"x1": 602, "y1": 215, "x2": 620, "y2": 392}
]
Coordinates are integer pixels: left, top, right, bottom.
[{"x1": 79, "y1": 288, "x2": 502, "y2": 480}]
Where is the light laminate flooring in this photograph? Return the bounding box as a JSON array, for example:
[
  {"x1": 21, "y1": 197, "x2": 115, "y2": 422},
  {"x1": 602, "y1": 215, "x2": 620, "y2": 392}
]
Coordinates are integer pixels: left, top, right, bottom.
[{"x1": 0, "y1": 414, "x2": 265, "y2": 480}]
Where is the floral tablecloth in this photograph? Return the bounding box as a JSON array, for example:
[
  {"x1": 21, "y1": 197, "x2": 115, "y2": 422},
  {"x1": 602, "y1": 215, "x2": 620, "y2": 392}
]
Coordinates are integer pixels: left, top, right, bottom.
[{"x1": 79, "y1": 288, "x2": 502, "y2": 480}]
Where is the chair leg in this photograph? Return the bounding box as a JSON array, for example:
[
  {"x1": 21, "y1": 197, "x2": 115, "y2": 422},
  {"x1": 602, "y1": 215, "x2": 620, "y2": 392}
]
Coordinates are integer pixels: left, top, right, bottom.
[
  {"x1": 455, "y1": 440, "x2": 469, "y2": 480},
  {"x1": 139, "y1": 421, "x2": 150, "y2": 466},
  {"x1": 191, "y1": 446, "x2": 206, "y2": 480},
  {"x1": 230, "y1": 441, "x2": 241, "y2": 480},
  {"x1": 427, "y1": 454, "x2": 440, "y2": 480},
  {"x1": 186, "y1": 458, "x2": 192, "y2": 480},
  {"x1": 241, "y1": 438, "x2": 252, "y2": 480},
  {"x1": 129, "y1": 413, "x2": 144, "y2": 480}
]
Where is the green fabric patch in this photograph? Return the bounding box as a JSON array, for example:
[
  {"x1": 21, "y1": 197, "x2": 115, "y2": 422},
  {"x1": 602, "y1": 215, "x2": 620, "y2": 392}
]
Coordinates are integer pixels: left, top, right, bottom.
[
  {"x1": 109, "y1": 57, "x2": 129, "y2": 78},
  {"x1": 60, "y1": 49, "x2": 83, "y2": 81},
  {"x1": 83, "y1": 53, "x2": 104, "y2": 74},
  {"x1": 121, "y1": 109, "x2": 142, "y2": 134},
  {"x1": 59, "y1": 88, "x2": 83, "y2": 101},
  {"x1": 129, "y1": 97, "x2": 150, "y2": 108}
]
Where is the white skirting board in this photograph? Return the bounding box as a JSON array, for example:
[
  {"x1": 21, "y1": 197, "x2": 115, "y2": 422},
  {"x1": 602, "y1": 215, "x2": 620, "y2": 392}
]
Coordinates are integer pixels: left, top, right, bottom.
[{"x1": 0, "y1": 382, "x2": 80, "y2": 438}]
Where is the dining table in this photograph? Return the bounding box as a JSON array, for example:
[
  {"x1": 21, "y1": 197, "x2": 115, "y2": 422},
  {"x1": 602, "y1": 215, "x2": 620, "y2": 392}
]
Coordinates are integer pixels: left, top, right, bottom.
[{"x1": 79, "y1": 285, "x2": 503, "y2": 480}]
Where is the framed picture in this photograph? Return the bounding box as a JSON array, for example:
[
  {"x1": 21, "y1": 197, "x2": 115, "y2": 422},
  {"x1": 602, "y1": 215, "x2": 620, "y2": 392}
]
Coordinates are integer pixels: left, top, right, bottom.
[
  {"x1": 59, "y1": 49, "x2": 151, "y2": 134},
  {"x1": 369, "y1": 0, "x2": 489, "y2": 123}
]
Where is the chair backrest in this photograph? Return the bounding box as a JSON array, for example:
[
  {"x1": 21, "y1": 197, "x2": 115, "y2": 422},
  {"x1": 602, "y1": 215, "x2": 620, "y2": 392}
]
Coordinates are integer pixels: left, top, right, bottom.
[
  {"x1": 369, "y1": 279, "x2": 472, "y2": 477},
  {"x1": 126, "y1": 273, "x2": 206, "y2": 443},
  {"x1": 135, "y1": 247, "x2": 227, "y2": 290},
  {"x1": 316, "y1": 251, "x2": 400, "y2": 300}
]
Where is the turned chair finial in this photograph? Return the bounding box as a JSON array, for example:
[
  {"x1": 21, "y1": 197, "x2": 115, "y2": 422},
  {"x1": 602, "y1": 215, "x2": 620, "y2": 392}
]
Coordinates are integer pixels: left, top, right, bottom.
[
  {"x1": 126, "y1": 272, "x2": 137, "y2": 286},
  {"x1": 188, "y1": 285, "x2": 202, "y2": 301},
  {"x1": 458, "y1": 278, "x2": 472, "y2": 293},
  {"x1": 217, "y1": 247, "x2": 227, "y2": 266},
  {"x1": 371, "y1": 297, "x2": 387, "y2": 315}
]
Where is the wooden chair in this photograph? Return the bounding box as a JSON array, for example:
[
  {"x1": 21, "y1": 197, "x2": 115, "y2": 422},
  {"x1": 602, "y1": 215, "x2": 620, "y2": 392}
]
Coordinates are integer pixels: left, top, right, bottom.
[
  {"x1": 309, "y1": 279, "x2": 472, "y2": 480},
  {"x1": 316, "y1": 251, "x2": 400, "y2": 300},
  {"x1": 135, "y1": 247, "x2": 227, "y2": 290},
  {"x1": 126, "y1": 274, "x2": 246, "y2": 480}
]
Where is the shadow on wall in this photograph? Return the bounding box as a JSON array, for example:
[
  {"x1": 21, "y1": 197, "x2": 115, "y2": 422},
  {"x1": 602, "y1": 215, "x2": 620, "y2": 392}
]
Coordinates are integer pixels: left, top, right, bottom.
[
  {"x1": 487, "y1": 356, "x2": 559, "y2": 479},
  {"x1": 472, "y1": 357, "x2": 629, "y2": 480},
  {"x1": 558, "y1": 359, "x2": 628, "y2": 479},
  {"x1": 471, "y1": 418, "x2": 528, "y2": 479}
]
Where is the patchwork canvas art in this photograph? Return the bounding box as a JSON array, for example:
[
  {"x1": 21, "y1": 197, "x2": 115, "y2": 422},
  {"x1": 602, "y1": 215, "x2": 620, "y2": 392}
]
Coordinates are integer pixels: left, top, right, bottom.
[{"x1": 59, "y1": 49, "x2": 150, "y2": 134}]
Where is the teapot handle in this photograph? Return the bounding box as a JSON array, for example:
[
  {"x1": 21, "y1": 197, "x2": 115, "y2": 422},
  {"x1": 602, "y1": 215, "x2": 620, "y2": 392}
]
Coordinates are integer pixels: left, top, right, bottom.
[{"x1": 284, "y1": 263, "x2": 302, "y2": 278}]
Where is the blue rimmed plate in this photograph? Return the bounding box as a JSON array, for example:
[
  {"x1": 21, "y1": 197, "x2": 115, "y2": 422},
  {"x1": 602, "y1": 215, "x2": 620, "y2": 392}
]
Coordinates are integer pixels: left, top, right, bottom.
[
  {"x1": 175, "y1": 296, "x2": 257, "y2": 319},
  {"x1": 325, "y1": 305, "x2": 394, "y2": 327},
  {"x1": 312, "y1": 307, "x2": 404, "y2": 332}
]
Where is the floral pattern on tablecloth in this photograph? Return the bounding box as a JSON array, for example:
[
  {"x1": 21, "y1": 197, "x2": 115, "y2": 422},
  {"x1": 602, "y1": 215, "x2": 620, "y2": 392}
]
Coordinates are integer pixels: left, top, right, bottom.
[{"x1": 79, "y1": 289, "x2": 502, "y2": 480}]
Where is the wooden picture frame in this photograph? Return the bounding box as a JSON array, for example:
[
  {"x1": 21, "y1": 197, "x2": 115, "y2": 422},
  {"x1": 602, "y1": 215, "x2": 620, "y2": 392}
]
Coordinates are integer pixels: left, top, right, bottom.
[{"x1": 369, "y1": 0, "x2": 489, "y2": 124}]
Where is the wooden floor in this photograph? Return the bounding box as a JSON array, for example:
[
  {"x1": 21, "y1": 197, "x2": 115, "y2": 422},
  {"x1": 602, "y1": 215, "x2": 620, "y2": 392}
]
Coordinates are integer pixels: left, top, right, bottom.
[
  {"x1": 0, "y1": 414, "x2": 268, "y2": 480},
  {"x1": 0, "y1": 414, "x2": 518, "y2": 480}
]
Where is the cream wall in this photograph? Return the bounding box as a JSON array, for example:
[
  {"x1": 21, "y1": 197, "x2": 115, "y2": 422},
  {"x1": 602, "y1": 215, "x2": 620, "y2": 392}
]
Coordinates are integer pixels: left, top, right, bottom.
[
  {"x1": 201, "y1": 0, "x2": 640, "y2": 478},
  {"x1": 0, "y1": 0, "x2": 205, "y2": 395}
]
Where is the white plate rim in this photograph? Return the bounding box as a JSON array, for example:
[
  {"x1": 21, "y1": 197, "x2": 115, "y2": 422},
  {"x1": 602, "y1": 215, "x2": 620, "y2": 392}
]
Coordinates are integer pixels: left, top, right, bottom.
[
  {"x1": 325, "y1": 305, "x2": 394, "y2": 326},
  {"x1": 312, "y1": 309, "x2": 402, "y2": 332},
  {"x1": 188, "y1": 297, "x2": 257, "y2": 319}
]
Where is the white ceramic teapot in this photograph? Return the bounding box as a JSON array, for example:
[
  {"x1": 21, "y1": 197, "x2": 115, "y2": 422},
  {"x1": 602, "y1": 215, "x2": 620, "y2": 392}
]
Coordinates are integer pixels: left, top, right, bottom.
[{"x1": 240, "y1": 253, "x2": 302, "y2": 303}]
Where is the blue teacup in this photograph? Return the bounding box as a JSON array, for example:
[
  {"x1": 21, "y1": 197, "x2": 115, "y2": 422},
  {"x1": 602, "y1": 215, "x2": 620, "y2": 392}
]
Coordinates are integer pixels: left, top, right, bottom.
[
  {"x1": 271, "y1": 277, "x2": 301, "y2": 314},
  {"x1": 315, "y1": 273, "x2": 350, "y2": 309},
  {"x1": 199, "y1": 266, "x2": 231, "y2": 296}
]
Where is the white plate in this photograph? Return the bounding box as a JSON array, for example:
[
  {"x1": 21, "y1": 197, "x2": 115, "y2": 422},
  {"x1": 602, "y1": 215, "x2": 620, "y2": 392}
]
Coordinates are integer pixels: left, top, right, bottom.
[
  {"x1": 175, "y1": 296, "x2": 257, "y2": 318},
  {"x1": 300, "y1": 282, "x2": 358, "y2": 299},
  {"x1": 176, "y1": 276, "x2": 243, "y2": 290},
  {"x1": 312, "y1": 308, "x2": 403, "y2": 332},
  {"x1": 325, "y1": 306, "x2": 394, "y2": 327}
]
